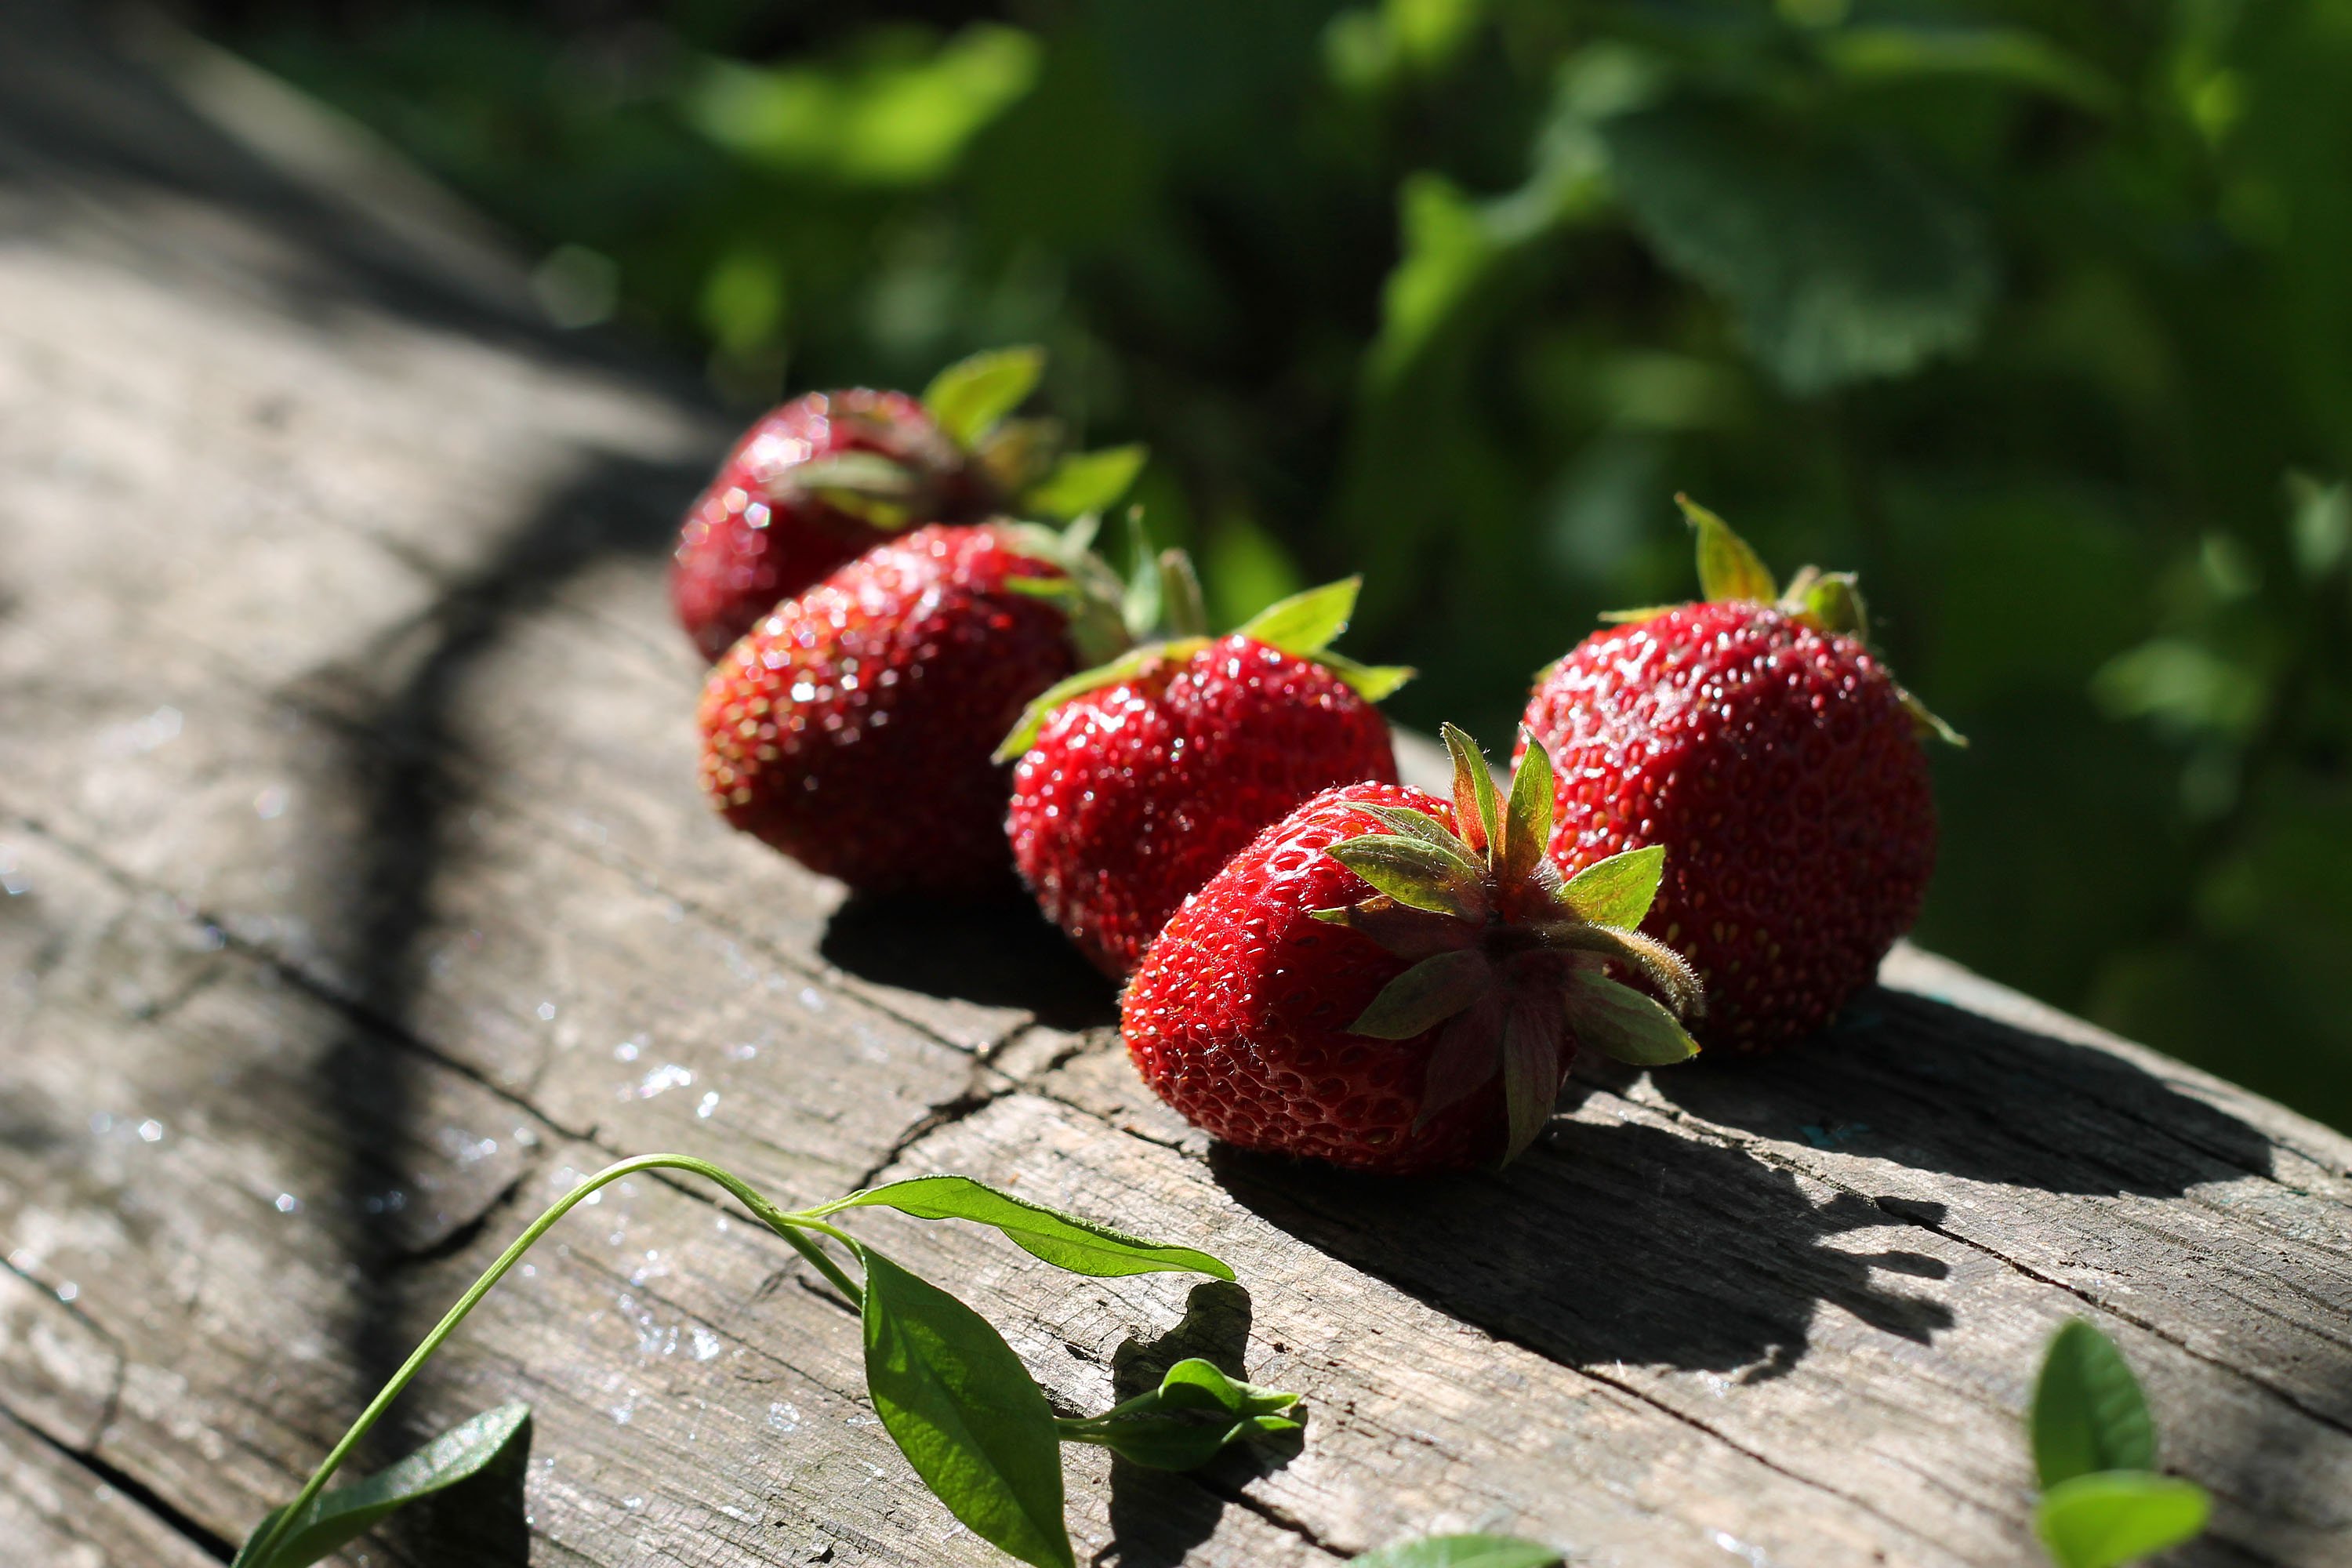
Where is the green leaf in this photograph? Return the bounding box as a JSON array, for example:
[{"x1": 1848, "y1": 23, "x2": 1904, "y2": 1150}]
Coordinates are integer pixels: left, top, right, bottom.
[
  {"x1": 1158, "y1": 549, "x2": 1209, "y2": 640},
  {"x1": 1820, "y1": 26, "x2": 2121, "y2": 115},
  {"x1": 1348, "y1": 949, "x2": 1495, "y2": 1040},
  {"x1": 1023, "y1": 444, "x2": 1148, "y2": 519},
  {"x1": 1557, "y1": 845, "x2": 1665, "y2": 928},
  {"x1": 923, "y1": 345, "x2": 1046, "y2": 448},
  {"x1": 1442, "y1": 724, "x2": 1501, "y2": 854},
  {"x1": 1314, "y1": 648, "x2": 1417, "y2": 703},
  {"x1": 790, "y1": 451, "x2": 924, "y2": 500},
  {"x1": 862, "y1": 1249, "x2": 1075, "y2": 1568},
  {"x1": 1236, "y1": 577, "x2": 1361, "y2": 656},
  {"x1": 1325, "y1": 835, "x2": 1489, "y2": 920},
  {"x1": 1121, "y1": 512, "x2": 1163, "y2": 637},
  {"x1": 1348, "y1": 1534, "x2": 1565, "y2": 1567},
  {"x1": 826, "y1": 1176, "x2": 1233, "y2": 1280},
  {"x1": 233, "y1": 1404, "x2": 531, "y2": 1568},
  {"x1": 1600, "y1": 102, "x2": 1995, "y2": 394},
  {"x1": 1354, "y1": 804, "x2": 1464, "y2": 848},
  {"x1": 1563, "y1": 975, "x2": 1700, "y2": 1066},
  {"x1": 2033, "y1": 1321, "x2": 2156, "y2": 1487},
  {"x1": 1677, "y1": 495, "x2": 1777, "y2": 604},
  {"x1": 1497, "y1": 731, "x2": 1555, "y2": 884},
  {"x1": 1060, "y1": 1358, "x2": 1302, "y2": 1471},
  {"x1": 2034, "y1": 1473, "x2": 2211, "y2": 1568}
]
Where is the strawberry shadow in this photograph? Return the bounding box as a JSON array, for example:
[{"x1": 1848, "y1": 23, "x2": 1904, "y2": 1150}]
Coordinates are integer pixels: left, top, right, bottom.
[
  {"x1": 1092, "y1": 1279, "x2": 1305, "y2": 1568},
  {"x1": 1207, "y1": 1115, "x2": 1952, "y2": 1381},
  {"x1": 1638, "y1": 983, "x2": 2278, "y2": 1196},
  {"x1": 821, "y1": 889, "x2": 1120, "y2": 1032}
]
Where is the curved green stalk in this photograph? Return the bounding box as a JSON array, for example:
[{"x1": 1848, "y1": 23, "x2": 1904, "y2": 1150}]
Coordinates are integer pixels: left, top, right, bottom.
[{"x1": 246, "y1": 1153, "x2": 855, "y2": 1568}]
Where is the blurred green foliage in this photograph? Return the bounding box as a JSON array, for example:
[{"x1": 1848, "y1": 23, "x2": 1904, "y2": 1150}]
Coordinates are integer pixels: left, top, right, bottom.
[{"x1": 206, "y1": 0, "x2": 2352, "y2": 1128}]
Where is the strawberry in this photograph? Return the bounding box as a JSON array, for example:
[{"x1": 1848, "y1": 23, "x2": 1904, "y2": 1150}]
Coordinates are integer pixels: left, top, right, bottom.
[
  {"x1": 671, "y1": 348, "x2": 1145, "y2": 660},
  {"x1": 1519, "y1": 497, "x2": 1956, "y2": 1054},
  {"x1": 698, "y1": 521, "x2": 1128, "y2": 895},
  {"x1": 1001, "y1": 571, "x2": 1413, "y2": 976},
  {"x1": 1120, "y1": 728, "x2": 1702, "y2": 1174}
]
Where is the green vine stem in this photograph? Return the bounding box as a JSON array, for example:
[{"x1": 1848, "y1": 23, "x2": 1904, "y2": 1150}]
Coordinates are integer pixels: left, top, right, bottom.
[{"x1": 245, "y1": 1152, "x2": 858, "y2": 1568}]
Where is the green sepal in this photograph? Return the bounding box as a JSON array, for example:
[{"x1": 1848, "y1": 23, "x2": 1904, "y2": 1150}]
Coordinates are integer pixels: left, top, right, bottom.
[
  {"x1": 1497, "y1": 991, "x2": 1568, "y2": 1165},
  {"x1": 1313, "y1": 648, "x2": 1417, "y2": 703},
  {"x1": 1497, "y1": 731, "x2": 1556, "y2": 885},
  {"x1": 789, "y1": 452, "x2": 925, "y2": 528},
  {"x1": 1353, "y1": 804, "x2": 1462, "y2": 848},
  {"x1": 973, "y1": 417, "x2": 1065, "y2": 500},
  {"x1": 1563, "y1": 975, "x2": 1701, "y2": 1066},
  {"x1": 1786, "y1": 567, "x2": 1871, "y2": 640},
  {"x1": 1440, "y1": 723, "x2": 1501, "y2": 854},
  {"x1": 2033, "y1": 1320, "x2": 2156, "y2": 1487},
  {"x1": 1324, "y1": 834, "x2": 1490, "y2": 920},
  {"x1": 1157, "y1": 548, "x2": 1209, "y2": 640},
  {"x1": 924, "y1": 346, "x2": 1046, "y2": 448},
  {"x1": 993, "y1": 641, "x2": 1206, "y2": 764},
  {"x1": 1308, "y1": 898, "x2": 1482, "y2": 959},
  {"x1": 1594, "y1": 606, "x2": 1678, "y2": 625},
  {"x1": 1555, "y1": 845, "x2": 1664, "y2": 929},
  {"x1": 1235, "y1": 577, "x2": 1361, "y2": 657},
  {"x1": 233, "y1": 1404, "x2": 532, "y2": 1568},
  {"x1": 2034, "y1": 1473, "x2": 2211, "y2": 1568},
  {"x1": 993, "y1": 522, "x2": 1134, "y2": 669},
  {"x1": 1121, "y1": 511, "x2": 1163, "y2": 638},
  {"x1": 1348, "y1": 949, "x2": 1495, "y2": 1040},
  {"x1": 1023, "y1": 444, "x2": 1148, "y2": 520},
  {"x1": 1900, "y1": 684, "x2": 1969, "y2": 748},
  {"x1": 1679, "y1": 492, "x2": 1777, "y2": 603},
  {"x1": 1541, "y1": 922, "x2": 1703, "y2": 1017}
]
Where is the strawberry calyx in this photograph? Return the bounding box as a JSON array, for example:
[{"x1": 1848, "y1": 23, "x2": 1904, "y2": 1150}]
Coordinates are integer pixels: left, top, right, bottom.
[
  {"x1": 789, "y1": 347, "x2": 1149, "y2": 532},
  {"x1": 1310, "y1": 725, "x2": 1704, "y2": 1166},
  {"x1": 1600, "y1": 494, "x2": 1965, "y2": 748},
  {"x1": 992, "y1": 567, "x2": 1415, "y2": 763}
]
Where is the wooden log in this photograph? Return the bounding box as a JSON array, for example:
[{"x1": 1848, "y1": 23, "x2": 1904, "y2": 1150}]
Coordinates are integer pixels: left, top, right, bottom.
[{"x1": 2, "y1": 6, "x2": 2348, "y2": 1566}]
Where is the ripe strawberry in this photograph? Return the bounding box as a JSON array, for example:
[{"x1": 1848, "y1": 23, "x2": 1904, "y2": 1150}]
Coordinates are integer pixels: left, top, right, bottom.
[
  {"x1": 1120, "y1": 728, "x2": 1702, "y2": 1174},
  {"x1": 1003, "y1": 572, "x2": 1412, "y2": 976},
  {"x1": 1519, "y1": 497, "x2": 1955, "y2": 1054},
  {"x1": 671, "y1": 348, "x2": 1145, "y2": 660},
  {"x1": 698, "y1": 521, "x2": 1127, "y2": 895}
]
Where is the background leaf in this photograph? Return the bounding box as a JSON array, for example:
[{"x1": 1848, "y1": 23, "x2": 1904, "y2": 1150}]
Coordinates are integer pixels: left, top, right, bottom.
[
  {"x1": 861, "y1": 1250, "x2": 1074, "y2": 1568},
  {"x1": 234, "y1": 1403, "x2": 530, "y2": 1568},
  {"x1": 2033, "y1": 1321, "x2": 2157, "y2": 1487},
  {"x1": 1600, "y1": 101, "x2": 1995, "y2": 394},
  {"x1": 1025, "y1": 444, "x2": 1148, "y2": 519},
  {"x1": 1347, "y1": 1535, "x2": 1565, "y2": 1568},
  {"x1": 830, "y1": 1176, "x2": 1233, "y2": 1279},
  {"x1": 2034, "y1": 1472, "x2": 2211, "y2": 1568}
]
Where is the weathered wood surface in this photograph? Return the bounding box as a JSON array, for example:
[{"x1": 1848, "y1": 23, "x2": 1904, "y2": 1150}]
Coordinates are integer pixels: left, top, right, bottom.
[{"x1": 5, "y1": 8, "x2": 2351, "y2": 1566}]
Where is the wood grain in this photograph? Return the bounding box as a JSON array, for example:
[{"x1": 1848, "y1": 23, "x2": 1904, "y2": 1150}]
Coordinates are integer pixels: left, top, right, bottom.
[{"x1": 2, "y1": 6, "x2": 2348, "y2": 1566}]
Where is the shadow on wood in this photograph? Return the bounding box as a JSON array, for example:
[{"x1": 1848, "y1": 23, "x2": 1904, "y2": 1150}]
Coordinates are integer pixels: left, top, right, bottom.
[
  {"x1": 822, "y1": 890, "x2": 1120, "y2": 1033},
  {"x1": 1642, "y1": 985, "x2": 2278, "y2": 1195}
]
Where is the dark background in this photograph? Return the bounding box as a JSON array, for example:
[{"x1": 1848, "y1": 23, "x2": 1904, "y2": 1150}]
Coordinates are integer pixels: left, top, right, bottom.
[{"x1": 186, "y1": 0, "x2": 2352, "y2": 1131}]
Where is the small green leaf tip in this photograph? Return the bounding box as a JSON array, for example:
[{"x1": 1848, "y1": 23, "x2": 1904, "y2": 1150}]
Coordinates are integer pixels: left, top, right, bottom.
[
  {"x1": 922, "y1": 345, "x2": 1046, "y2": 448},
  {"x1": 1497, "y1": 730, "x2": 1556, "y2": 886},
  {"x1": 993, "y1": 644, "x2": 1199, "y2": 764},
  {"x1": 1679, "y1": 492, "x2": 1778, "y2": 604}
]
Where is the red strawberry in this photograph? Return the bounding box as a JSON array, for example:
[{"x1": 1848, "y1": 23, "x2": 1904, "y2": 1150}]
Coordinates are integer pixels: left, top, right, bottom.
[
  {"x1": 671, "y1": 389, "x2": 962, "y2": 661},
  {"x1": 698, "y1": 521, "x2": 1127, "y2": 895},
  {"x1": 671, "y1": 349, "x2": 1145, "y2": 660},
  {"x1": 1003, "y1": 573, "x2": 1411, "y2": 976},
  {"x1": 1120, "y1": 728, "x2": 1702, "y2": 1174},
  {"x1": 1519, "y1": 497, "x2": 1955, "y2": 1054}
]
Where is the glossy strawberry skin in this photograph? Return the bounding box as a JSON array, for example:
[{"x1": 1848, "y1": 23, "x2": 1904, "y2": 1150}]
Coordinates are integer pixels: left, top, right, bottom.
[
  {"x1": 1120, "y1": 782, "x2": 1551, "y2": 1174},
  {"x1": 698, "y1": 524, "x2": 1076, "y2": 895},
  {"x1": 672, "y1": 390, "x2": 986, "y2": 662},
  {"x1": 1521, "y1": 601, "x2": 1936, "y2": 1053},
  {"x1": 1008, "y1": 637, "x2": 1398, "y2": 976}
]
